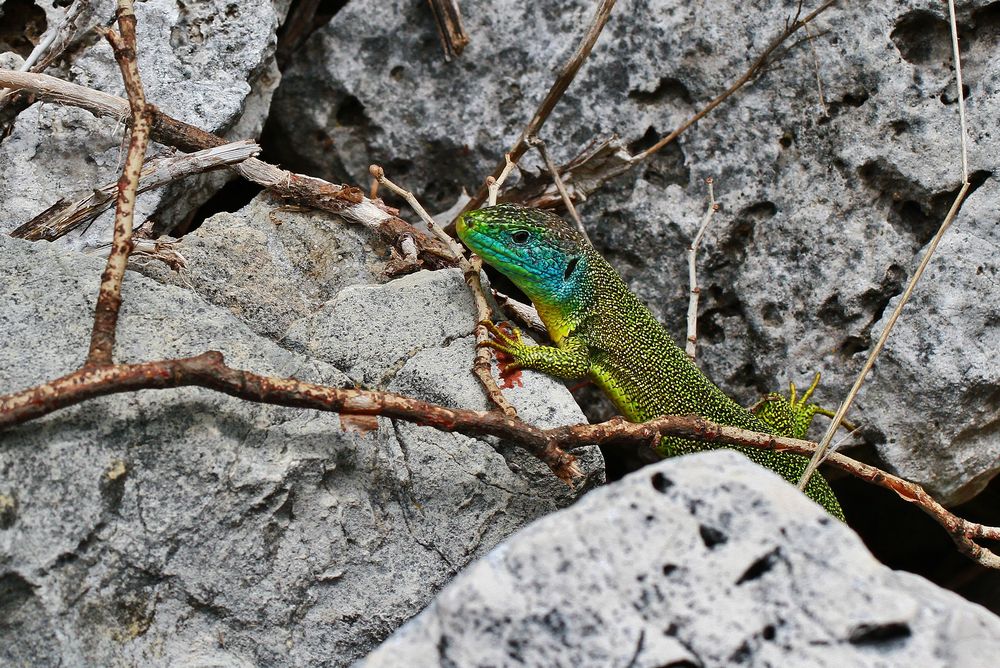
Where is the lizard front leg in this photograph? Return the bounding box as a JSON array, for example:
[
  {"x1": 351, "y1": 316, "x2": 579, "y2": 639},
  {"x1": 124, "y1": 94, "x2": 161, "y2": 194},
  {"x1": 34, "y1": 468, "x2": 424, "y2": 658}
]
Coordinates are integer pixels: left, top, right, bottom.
[{"x1": 479, "y1": 321, "x2": 591, "y2": 380}]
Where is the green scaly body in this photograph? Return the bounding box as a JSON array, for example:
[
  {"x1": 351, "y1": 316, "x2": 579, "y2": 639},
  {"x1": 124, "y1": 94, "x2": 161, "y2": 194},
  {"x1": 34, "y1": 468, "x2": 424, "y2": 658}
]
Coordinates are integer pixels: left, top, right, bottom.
[{"x1": 457, "y1": 204, "x2": 843, "y2": 519}]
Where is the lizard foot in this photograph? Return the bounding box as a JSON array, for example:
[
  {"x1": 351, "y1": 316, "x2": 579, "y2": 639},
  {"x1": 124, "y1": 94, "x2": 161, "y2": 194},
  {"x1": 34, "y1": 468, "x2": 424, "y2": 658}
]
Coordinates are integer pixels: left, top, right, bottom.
[
  {"x1": 477, "y1": 321, "x2": 530, "y2": 368},
  {"x1": 751, "y1": 372, "x2": 837, "y2": 439}
]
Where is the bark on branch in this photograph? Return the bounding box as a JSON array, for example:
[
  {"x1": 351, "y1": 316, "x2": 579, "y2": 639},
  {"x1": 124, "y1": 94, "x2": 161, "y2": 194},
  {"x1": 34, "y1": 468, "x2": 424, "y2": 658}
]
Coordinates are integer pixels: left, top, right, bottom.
[
  {"x1": 85, "y1": 2, "x2": 151, "y2": 367},
  {"x1": 1, "y1": 352, "x2": 997, "y2": 568},
  {"x1": 12, "y1": 140, "x2": 261, "y2": 241},
  {"x1": 0, "y1": 69, "x2": 454, "y2": 272}
]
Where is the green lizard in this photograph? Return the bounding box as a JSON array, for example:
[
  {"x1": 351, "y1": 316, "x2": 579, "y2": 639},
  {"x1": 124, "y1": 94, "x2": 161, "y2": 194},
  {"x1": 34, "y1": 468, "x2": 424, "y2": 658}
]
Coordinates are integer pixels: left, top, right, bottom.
[{"x1": 456, "y1": 203, "x2": 844, "y2": 519}]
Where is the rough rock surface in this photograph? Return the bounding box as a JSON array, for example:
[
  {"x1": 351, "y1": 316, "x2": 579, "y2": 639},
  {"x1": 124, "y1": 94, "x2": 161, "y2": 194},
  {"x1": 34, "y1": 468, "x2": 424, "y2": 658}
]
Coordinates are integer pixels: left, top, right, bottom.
[
  {"x1": 0, "y1": 0, "x2": 288, "y2": 246},
  {"x1": 270, "y1": 0, "x2": 1000, "y2": 504},
  {"x1": 136, "y1": 192, "x2": 389, "y2": 340},
  {"x1": 361, "y1": 451, "x2": 1000, "y2": 668},
  {"x1": 0, "y1": 203, "x2": 603, "y2": 666}
]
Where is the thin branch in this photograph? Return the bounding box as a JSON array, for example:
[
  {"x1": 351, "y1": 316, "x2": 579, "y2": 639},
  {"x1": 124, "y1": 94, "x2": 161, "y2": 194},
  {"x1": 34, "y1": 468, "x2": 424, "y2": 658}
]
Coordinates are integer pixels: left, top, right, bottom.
[
  {"x1": 370, "y1": 165, "x2": 518, "y2": 416},
  {"x1": 947, "y1": 0, "x2": 969, "y2": 182},
  {"x1": 803, "y1": 24, "x2": 828, "y2": 116},
  {"x1": 427, "y1": 0, "x2": 470, "y2": 61},
  {"x1": 634, "y1": 0, "x2": 837, "y2": 163},
  {"x1": 685, "y1": 177, "x2": 717, "y2": 361},
  {"x1": 799, "y1": 2, "x2": 973, "y2": 489},
  {"x1": 0, "y1": 68, "x2": 128, "y2": 120},
  {"x1": 1, "y1": 353, "x2": 997, "y2": 567},
  {"x1": 512, "y1": 134, "x2": 634, "y2": 210},
  {"x1": 0, "y1": 69, "x2": 454, "y2": 272},
  {"x1": 485, "y1": 153, "x2": 516, "y2": 207},
  {"x1": 527, "y1": 135, "x2": 588, "y2": 241},
  {"x1": 86, "y1": 1, "x2": 151, "y2": 367},
  {"x1": 0, "y1": 351, "x2": 575, "y2": 482},
  {"x1": 506, "y1": 3, "x2": 837, "y2": 211},
  {"x1": 0, "y1": 0, "x2": 96, "y2": 110},
  {"x1": 12, "y1": 140, "x2": 261, "y2": 241},
  {"x1": 460, "y1": 0, "x2": 618, "y2": 214}
]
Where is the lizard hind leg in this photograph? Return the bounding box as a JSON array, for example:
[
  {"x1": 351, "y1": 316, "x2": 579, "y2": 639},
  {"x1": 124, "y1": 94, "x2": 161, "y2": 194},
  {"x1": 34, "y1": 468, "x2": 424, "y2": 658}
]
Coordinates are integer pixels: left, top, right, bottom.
[{"x1": 750, "y1": 372, "x2": 829, "y2": 440}]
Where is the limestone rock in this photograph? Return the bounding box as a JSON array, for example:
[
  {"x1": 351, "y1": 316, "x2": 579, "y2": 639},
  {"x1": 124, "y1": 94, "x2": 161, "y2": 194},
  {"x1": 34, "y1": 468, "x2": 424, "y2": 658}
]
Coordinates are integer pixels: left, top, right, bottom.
[
  {"x1": 0, "y1": 0, "x2": 289, "y2": 247},
  {"x1": 269, "y1": 0, "x2": 1000, "y2": 503},
  {"x1": 361, "y1": 451, "x2": 1000, "y2": 668},
  {"x1": 0, "y1": 213, "x2": 602, "y2": 666}
]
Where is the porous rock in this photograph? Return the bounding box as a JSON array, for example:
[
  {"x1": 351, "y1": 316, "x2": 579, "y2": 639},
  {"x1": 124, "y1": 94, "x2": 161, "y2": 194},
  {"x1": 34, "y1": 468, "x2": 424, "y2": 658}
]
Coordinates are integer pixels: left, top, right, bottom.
[
  {"x1": 360, "y1": 450, "x2": 1000, "y2": 668},
  {"x1": 0, "y1": 207, "x2": 602, "y2": 666},
  {"x1": 270, "y1": 0, "x2": 1000, "y2": 502},
  {"x1": 0, "y1": 0, "x2": 288, "y2": 247}
]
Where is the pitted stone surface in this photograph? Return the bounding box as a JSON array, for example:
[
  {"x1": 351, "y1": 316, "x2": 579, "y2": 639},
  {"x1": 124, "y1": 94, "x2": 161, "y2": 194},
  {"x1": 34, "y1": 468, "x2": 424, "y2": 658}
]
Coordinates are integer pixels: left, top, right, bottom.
[{"x1": 361, "y1": 451, "x2": 1000, "y2": 668}]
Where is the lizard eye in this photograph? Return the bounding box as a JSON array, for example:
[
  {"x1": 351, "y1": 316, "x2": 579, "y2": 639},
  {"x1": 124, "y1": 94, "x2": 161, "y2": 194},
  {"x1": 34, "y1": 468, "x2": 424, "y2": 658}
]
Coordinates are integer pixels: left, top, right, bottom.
[{"x1": 510, "y1": 230, "x2": 531, "y2": 245}]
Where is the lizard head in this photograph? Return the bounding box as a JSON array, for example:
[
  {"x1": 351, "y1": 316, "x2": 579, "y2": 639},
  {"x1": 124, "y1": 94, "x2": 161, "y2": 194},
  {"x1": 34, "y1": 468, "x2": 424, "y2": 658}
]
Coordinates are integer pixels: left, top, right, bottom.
[{"x1": 456, "y1": 204, "x2": 589, "y2": 306}]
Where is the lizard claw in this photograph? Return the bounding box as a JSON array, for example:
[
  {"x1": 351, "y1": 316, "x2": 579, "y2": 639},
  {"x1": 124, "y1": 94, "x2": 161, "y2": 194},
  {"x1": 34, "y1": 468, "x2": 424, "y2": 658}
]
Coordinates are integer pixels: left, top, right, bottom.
[
  {"x1": 477, "y1": 320, "x2": 527, "y2": 361},
  {"x1": 751, "y1": 372, "x2": 831, "y2": 440}
]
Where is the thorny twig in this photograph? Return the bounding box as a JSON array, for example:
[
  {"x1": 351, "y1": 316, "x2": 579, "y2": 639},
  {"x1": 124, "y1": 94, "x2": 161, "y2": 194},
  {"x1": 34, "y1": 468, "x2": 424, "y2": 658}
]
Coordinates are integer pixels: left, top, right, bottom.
[
  {"x1": 12, "y1": 140, "x2": 261, "y2": 241},
  {"x1": 460, "y1": 0, "x2": 618, "y2": 215},
  {"x1": 685, "y1": 178, "x2": 718, "y2": 361},
  {"x1": 86, "y1": 0, "x2": 151, "y2": 367},
  {"x1": 370, "y1": 165, "x2": 519, "y2": 417},
  {"x1": 0, "y1": 69, "x2": 455, "y2": 273},
  {"x1": 798, "y1": 0, "x2": 974, "y2": 490},
  {"x1": 527, "y1": 135, "x2": 588, "y2": 241},
  {"x1": 2, "y1": 357, "x2": 998, "y2": 567}
]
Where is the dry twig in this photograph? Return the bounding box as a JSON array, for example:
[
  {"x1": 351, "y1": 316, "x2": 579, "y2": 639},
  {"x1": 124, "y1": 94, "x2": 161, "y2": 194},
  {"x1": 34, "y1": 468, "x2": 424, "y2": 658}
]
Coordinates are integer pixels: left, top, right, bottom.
[
  {"x1": 685, "y1": 178, "x2": 718, "y2": 361},
  {"x1": 3, "y1": 356, "x2": 999, "y2": 567},
  {"x1": 512, "y1": 134, "x2": 633, "y2": 209},
  {"x1": 803, "y1": 24, "x2": 829, "y2": 116},
  {"x1": 0, "y1": 0, "x2": 97, "y2": 110},
  {"x1": 12, "y1": 140, "x2": 261, "y2": 241},
  {"x1": 86, "y1": 0, "x2": 151, "y2": 367},
  {"x1": 130, "y1": 237, "x2": 187, "y2": 271},
  {"x1": 492, "y1": 290, "x2": 547, "y2": 338},
  {"x1": 370, "y1": 165, "x2": 518, "y2": 417},
  {"x1": 798, "y1": 0, "x2": 973, "y2": 490},
  {"x1": 427, "y1": 0, "x2": 470, "y2": 61},
  {"x1": 485, "y1": 153, "x2": 516, "y2": 207},
  {"x1": 0, "y1": 69, "x2": 454, "y2": 273},
  {"x1": 461, "y1": 0, "x2": 618, "y2": 214},
  {"x1": 527, "y1": 135, "x2": 588, "y2": 241},
  {"x1": 508, "y1": 2, "x2": 838, "y2": 211},
  {"x1": 634, "y1": 0, "x2": 837, "y2": 163}
]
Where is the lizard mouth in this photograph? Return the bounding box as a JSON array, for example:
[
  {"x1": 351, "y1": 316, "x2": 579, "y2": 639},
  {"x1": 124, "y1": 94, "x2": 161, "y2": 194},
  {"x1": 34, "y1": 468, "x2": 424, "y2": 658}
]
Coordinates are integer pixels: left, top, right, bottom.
[{"x1": 455, "y1": 214, "x2": 516, "y2": 264}]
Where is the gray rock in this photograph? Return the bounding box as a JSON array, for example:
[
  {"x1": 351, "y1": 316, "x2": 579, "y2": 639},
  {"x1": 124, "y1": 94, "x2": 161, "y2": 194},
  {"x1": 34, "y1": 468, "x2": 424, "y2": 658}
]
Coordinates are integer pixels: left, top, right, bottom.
[
  {"x1": 0, "y1": 218, "x2": 602, "y2": 666},
  {"x1": 136, "y1": 191, "x2": 389, "y2": 340},
  {"x1": 360, "y1": 451, "x2": 1000, "y2": 668},
  {"x1": 270, "y1": 0, "x2": 1000, "y2": 502},
  {"x1": 0, "y1": 0, "x2": 289, "y2": 246},
  {"x1": 859, "y1": 179, "x2": 1000, "y2": 504}
]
